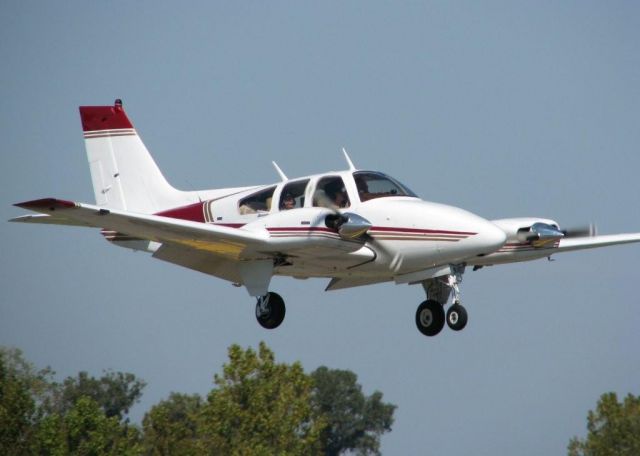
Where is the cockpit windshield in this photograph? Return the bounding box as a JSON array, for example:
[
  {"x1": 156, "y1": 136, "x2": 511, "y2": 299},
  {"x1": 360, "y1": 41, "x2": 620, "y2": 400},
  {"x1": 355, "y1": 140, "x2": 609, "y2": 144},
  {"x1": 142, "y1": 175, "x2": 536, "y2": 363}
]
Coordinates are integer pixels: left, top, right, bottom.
[{"x1": 353, "y1": 171, "x2": 418, "y2": 202}]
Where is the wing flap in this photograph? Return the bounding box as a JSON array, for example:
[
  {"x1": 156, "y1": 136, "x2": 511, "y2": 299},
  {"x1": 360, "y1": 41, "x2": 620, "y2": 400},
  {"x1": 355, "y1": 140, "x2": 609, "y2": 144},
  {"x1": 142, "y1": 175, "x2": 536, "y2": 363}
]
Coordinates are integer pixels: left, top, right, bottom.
[
  {"x1": 14, "y1": 198, "x2": 270, "y2": 260},
  {"x1": 152, "y1": 243, "x2": 243, "y2": 283},
  {"x1": 325, "y1": 276, "x2": 390, "y2": 291}
]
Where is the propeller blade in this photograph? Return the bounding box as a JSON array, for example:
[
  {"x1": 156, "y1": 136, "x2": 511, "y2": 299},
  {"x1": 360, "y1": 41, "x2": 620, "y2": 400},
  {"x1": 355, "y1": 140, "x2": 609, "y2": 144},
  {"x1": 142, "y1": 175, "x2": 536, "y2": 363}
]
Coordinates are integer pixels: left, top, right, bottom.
[{"x1": 562, "y1": 223, "x2": 597, "y2": 238}]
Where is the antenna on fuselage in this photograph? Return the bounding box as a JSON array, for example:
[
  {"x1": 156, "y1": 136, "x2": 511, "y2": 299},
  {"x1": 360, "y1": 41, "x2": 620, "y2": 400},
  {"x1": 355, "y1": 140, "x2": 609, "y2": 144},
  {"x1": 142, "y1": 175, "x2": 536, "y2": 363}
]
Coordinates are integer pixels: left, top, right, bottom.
[
  {"x1": 272, "y1": 161, "x2": 288, "y2": 181},
  {"x1": 342, "y1": 147, "x2": 356, "y2": 171}
]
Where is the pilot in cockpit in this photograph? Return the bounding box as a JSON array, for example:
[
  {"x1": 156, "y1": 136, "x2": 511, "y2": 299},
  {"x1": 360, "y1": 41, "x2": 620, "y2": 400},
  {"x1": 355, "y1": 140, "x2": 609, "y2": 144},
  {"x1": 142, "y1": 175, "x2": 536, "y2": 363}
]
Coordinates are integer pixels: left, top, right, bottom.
[{"x1": 281, "y1": 193, "x2": 296, "y2": 210}]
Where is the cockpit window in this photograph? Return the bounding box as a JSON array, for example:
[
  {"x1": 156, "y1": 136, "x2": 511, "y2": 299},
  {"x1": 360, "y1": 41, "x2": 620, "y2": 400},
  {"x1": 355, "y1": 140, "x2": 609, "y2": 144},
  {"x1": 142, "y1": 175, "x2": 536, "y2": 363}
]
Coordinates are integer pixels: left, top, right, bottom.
[
  {"x1": 238, "y1": 186, "x2": 276, "y2": 214},
  {"x1": 279, "y1": 179, "x2": 309, "y2": 211},
  {"x1": 353, "y1": 171, "x2": 417, "y2": 202},
  {"x1": 313, "y1": 176, "x2": 350, "y2": 209}
]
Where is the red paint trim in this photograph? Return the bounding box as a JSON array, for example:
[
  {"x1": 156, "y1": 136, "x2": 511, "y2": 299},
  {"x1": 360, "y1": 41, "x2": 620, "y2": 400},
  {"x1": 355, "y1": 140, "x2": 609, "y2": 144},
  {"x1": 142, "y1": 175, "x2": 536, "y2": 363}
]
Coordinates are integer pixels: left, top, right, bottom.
[
  {"x1": 370, "y1": 226, "x2": 476, "y2": 235},
  {"x1": 79, "y1": 102, "x2": 134, "y2": 132},
  {"x1": 15, "y1": 198, "x2": 75, "y2": 210},
  {"x1": 268, "y1": 227, "x2": 335, "y2": 233},
  {"x1": 155, "y1": 202, "x2": 206, "y2": 223}
]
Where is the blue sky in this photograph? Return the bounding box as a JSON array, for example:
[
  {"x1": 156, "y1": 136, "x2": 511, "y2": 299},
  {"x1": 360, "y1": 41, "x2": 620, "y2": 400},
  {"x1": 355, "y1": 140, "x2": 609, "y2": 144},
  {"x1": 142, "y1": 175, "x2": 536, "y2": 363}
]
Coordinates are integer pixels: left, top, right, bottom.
[{"x1": 2, "y1": 2, "x2": 639, "y2": 454}]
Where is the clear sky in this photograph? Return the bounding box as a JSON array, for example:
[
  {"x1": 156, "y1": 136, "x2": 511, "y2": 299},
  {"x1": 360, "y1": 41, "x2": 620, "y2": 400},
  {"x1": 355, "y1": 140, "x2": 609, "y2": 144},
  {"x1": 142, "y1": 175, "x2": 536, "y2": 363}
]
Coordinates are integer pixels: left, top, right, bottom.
[{"x1": 2, "y1": 2, "x2": 639, "y2": 454}]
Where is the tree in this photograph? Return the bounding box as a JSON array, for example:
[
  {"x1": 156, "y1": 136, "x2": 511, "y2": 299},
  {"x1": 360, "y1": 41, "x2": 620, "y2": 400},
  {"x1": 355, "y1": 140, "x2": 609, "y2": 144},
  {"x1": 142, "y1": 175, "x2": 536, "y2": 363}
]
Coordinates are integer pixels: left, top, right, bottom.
[
  {"x1": 51, "y1": 370, "x2": 146, "y2": 421},
  {"x1": 0, "y1": 347, "x2": 56, "y2": 414},
  {"x1": 142, "y1": 392, "x2": 203, "y2": 456},
  {"x1": 311, "y1": 367, "x2": 396, "y2": 456},
  {"x1": 0, "y1": 351, "x2": 37, "y2": 455},
  {"x1": 569, "y1": 392, "x2": 640, "y2": 456},
  {"x1": 33, "y1": 396, "x2": 142, "y2": 455},
  {"x1": 198, "y1": 342, "x2": 326, "y2": 455},
  {"x1": 0, "y1": 346, "x2": 145, "y2": 455}
]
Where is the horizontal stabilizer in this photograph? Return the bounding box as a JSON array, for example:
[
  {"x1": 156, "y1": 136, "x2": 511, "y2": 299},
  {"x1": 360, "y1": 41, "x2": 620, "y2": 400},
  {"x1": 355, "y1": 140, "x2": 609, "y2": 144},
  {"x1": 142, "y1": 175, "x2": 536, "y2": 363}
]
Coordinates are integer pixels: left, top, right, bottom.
[
  {"x1": 14, "y1": 198, "x2": 270, "y2": 260},
  {"x1": 9, "y1": 213, "x2": 92, "y2": 227}
]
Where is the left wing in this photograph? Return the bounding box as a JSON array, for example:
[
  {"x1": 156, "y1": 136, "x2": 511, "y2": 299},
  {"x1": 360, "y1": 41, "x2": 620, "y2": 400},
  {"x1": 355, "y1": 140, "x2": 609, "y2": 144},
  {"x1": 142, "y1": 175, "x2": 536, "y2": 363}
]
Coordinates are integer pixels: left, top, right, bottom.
[{"x1": 12, "y1": 198, "x2": 271, "y2": 260}]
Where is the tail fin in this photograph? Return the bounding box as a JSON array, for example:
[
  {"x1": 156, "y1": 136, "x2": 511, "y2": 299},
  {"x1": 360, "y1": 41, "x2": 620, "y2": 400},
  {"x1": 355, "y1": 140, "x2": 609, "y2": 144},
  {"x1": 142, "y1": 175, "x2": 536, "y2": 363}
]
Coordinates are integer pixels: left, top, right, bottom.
[{"x1": 80, "y1": 99, "x2": 189, "y2": 213}]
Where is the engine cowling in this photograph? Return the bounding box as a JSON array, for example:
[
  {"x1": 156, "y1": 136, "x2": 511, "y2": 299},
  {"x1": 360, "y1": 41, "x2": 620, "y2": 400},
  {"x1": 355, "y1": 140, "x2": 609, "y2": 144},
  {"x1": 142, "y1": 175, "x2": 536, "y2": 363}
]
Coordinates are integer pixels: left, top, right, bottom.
[{"x1": 492, "y1": 217, "x2": 563, "y2": 248}]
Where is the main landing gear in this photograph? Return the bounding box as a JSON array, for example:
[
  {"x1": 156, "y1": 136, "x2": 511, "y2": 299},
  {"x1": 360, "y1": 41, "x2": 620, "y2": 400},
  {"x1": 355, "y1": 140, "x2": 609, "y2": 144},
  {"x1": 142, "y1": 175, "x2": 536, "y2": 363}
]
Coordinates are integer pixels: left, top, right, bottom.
[
  {"x1": 255, "y1": 292, "x2": 286, "y2": 329},
  {"x1": 415, "y1": 266, "x2": 468, "y2": 337}
]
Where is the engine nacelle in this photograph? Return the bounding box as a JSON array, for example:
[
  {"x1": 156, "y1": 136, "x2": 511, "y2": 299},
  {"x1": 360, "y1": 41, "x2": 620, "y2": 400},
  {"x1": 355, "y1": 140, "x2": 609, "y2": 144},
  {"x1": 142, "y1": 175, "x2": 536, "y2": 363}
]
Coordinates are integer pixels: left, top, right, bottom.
[{"x1": 492, "y1": 217, "x2": 562, "y2": 247}]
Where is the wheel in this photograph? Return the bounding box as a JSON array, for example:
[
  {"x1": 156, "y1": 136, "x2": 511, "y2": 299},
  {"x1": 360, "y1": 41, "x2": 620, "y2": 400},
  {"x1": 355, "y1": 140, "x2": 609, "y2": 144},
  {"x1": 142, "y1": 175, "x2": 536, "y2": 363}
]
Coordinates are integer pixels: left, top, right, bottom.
[
  {"x1": 415, "y1": 299, "x2": 445, "y2": 336},
  {"x1": 255, "y1": 292, "x2": 286, "y2": 329},
  {"x1": 446, "y1": 303, "x2": 468, "y2": 331}
]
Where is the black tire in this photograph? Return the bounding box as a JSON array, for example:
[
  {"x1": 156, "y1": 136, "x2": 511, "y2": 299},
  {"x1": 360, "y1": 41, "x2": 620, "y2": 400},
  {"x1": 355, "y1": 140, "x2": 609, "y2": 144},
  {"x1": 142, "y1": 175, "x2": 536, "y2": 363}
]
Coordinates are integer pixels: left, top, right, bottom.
[
  {"x1": 255, "y1": 292, "x2": 286, "y2": 329},
  {"x1": 446, "y1": 303, "x2": 468, "y2": 331},
  {"x1": 415, "y1": 299, "x2": 445, "y2": 337}
]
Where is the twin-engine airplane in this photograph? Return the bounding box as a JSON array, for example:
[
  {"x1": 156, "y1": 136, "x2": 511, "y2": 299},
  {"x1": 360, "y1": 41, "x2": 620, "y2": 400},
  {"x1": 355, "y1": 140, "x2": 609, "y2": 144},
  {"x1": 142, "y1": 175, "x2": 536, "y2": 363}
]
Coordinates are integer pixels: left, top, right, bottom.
[{"x1": 12, "y1": 100, "x2": 640, "y2": 337}]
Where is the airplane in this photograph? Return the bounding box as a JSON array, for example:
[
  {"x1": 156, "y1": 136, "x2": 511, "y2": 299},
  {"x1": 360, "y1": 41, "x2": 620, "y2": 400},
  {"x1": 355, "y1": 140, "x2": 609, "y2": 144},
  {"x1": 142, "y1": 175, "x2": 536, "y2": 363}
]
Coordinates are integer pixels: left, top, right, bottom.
[{"x1": 11, "y1": 99, "x2": 640, "y2": 337}]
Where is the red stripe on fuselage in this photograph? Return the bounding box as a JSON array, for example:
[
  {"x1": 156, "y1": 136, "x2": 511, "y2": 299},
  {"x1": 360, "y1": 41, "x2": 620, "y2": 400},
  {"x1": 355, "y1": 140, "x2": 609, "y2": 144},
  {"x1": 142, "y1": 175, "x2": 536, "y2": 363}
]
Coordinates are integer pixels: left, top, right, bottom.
[
  {"x1": 155, "y1": 202, "x2": 206, "y2": 223},
  {"x1": 370, "y1": 226, "x2": 476, "y2": 236}
]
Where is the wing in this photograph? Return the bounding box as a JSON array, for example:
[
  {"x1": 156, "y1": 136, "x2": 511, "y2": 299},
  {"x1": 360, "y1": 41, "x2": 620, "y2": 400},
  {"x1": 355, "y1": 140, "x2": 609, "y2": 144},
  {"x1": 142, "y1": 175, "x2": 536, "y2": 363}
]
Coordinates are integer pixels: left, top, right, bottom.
[
  {"x1": 12, "y1": 198, "x2": 271, "y2": 260},
  {"x1": 555, "y1": 233, "x2": 640, "y2": 253}
]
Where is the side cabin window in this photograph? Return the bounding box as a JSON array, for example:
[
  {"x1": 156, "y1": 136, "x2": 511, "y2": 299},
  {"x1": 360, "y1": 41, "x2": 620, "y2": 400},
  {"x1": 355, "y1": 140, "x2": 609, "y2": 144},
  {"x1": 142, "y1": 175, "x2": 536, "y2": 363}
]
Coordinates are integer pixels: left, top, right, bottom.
[
  {"x1": 279, "y1": 179, "x2": 309, "y2": 211},
  {"x1": 238, "y1": 186, "x2": 276, "y2": 215},
  {"x1": 313, "y1": 176, "x2": 350, "y2": 209},
  {"x1": 353, "y1": 171, "x2": 417, "y2": 202}
]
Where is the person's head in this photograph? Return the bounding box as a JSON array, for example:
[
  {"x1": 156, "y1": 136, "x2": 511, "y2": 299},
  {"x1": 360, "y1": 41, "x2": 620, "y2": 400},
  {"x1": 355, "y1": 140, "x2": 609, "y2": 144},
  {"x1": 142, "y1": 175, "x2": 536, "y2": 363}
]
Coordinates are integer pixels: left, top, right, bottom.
[
  {"x1": 282, "y1": 193, "x2": 295, "y2": 209},
  {"x1": 334, "y1": 188, "x2": 347, "y2": 207}
]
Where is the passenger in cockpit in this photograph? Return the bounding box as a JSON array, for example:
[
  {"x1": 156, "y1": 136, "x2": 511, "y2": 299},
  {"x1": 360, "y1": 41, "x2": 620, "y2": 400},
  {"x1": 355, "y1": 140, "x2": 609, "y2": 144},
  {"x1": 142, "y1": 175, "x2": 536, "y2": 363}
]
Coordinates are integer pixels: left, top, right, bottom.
[{"x1": 332, "y1": 187, "x2": 348, "y2": 208}]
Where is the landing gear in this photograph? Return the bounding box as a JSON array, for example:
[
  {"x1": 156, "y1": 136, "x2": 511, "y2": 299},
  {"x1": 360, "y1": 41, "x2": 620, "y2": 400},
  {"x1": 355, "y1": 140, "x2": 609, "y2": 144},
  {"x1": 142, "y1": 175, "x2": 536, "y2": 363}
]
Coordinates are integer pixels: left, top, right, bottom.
[
  {"x1": 415, "y1": 300, "x2": 445, "y2": 336},
  {"x1": 416, "y1": 264, "x2": 469, "y2": 336},
  {"x1": 446, "y1": 303, "x2": 468, "y2": 331},
  {"x1": 255, "y1": 292, "x2": 286, "y2": 329}
]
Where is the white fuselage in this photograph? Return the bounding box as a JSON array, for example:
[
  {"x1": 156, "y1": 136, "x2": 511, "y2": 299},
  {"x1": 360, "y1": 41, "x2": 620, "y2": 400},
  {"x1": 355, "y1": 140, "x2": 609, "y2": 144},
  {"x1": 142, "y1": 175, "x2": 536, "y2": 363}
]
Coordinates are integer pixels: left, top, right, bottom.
[{"x1": 191, "y1": 170, "x2": 507, "y2": 281}]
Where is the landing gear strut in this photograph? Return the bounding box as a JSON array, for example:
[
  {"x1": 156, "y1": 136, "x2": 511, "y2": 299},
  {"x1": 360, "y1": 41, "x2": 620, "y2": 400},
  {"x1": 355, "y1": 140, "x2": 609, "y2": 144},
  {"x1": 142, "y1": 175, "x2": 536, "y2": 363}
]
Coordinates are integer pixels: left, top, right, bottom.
[{"x1": 255, "y1": 292, "x2": 286, "y2": 329}]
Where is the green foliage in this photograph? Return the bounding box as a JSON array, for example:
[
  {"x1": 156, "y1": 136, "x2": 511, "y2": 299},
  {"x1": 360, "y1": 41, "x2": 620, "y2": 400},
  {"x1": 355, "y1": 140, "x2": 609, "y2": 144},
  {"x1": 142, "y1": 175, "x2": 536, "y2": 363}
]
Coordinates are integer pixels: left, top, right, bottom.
[
  {"x1": 569, "y1": 392, "x2": 640, "y2": 456},
  {"x1": 51, "y1": 370, "x2": 146, "y2": 421},
  {"x1": 1, "y1": 346, "x2": 144, "y2": 455},
  {"x1": 311, "y1": 366, "x2": 396, "y2": 456},
  {"x1": 142, "y1": 392, "x2": 203, "y2": 455},
  {"x1": 0, "y1": 347, "x2": 56, "y2": 415},
  {"x1": 0, "y1": 351, "x2": 37, "y2": 455},
  {"x1": 33, "y1": 396, "x2": 142, "y2": 455},
  {"x1": 1, "y1": 343, "x2": 396, "y2": 455},
  {"x1": 199, "y1": 342, "x2": 326, "y2": 455}
]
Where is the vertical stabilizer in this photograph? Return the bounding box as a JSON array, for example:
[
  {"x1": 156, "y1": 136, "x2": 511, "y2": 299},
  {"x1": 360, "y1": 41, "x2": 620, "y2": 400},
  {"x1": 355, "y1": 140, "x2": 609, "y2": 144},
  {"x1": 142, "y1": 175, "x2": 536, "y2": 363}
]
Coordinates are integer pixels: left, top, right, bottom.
[{"x1": 80, "y1": 100, "x2": 187, "y2": 213}]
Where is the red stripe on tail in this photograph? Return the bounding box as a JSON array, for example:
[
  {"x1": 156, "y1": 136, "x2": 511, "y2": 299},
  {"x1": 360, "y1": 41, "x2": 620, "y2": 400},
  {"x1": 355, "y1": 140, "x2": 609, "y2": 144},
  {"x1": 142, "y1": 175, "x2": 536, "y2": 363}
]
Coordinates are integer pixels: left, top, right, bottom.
[{"x1": 79, "y1": 99, "x2": 133, "y2": 132}]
